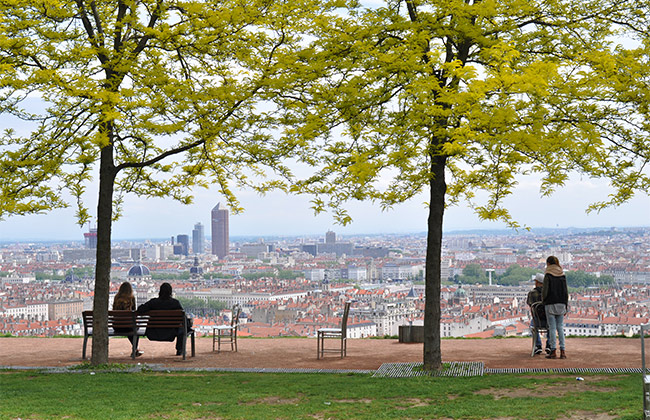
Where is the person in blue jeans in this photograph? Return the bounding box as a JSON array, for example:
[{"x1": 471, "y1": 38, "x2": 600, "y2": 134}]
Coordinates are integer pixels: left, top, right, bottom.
[{"x1": 542, "y1": 256, "x2": 569, "y2": 359}]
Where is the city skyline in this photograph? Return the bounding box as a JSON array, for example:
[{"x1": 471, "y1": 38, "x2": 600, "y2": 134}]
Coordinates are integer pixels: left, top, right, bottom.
[{"x1": 0, "y1": 174, "x2": 648, "y2": 241}]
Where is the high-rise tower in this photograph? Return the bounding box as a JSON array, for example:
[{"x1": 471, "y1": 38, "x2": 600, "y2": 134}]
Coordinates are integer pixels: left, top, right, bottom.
[
  {"x1": 211, "y1": 203, "x2": 229, "y2": 259},
  {"x1": 176, "y1": 234, "x2": 190, "y2": 256},
  {"x1": 192, "y1": 222, "x2": 205, "y2": 254},
  {"x1": 83, "y1": 226, "x2": 97, "y2": 249}
]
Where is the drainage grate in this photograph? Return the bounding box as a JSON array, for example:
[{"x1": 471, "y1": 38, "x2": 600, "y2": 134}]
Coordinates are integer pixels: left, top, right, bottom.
[
  {"x1": 486, "y1": 367, "x2": 643, "y2": 374},
  {"x1": 373, "y1": 362, "x2": 485, "y2": 378}
]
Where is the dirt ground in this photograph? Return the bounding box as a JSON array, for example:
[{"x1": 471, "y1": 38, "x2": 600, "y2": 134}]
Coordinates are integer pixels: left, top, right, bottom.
[{"x1": 0, "y1": 336, "x2": 642, "y2": 371}]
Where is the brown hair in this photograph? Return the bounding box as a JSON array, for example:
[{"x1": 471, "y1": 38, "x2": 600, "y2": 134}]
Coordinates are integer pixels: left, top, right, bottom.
[
  {"x1": 546, "y1": 255, "x2": 560, "y2": 266},
  {"x1": 113, "y1": 282, "x2": 135, "y2": 310}
]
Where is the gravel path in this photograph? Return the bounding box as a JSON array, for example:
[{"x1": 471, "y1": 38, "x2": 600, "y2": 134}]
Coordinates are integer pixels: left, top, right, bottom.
[{"x1": 0, "y1": 337, "x2": 642, "y2": 371}]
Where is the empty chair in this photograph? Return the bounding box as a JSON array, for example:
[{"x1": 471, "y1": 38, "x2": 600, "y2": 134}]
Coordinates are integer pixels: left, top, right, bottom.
[
  {"x1": 213, "y1": 304, "x2": 242, "y2": 352},
  {"x1": 317, "y1": 301, "x2": 351, "y2": 359}
]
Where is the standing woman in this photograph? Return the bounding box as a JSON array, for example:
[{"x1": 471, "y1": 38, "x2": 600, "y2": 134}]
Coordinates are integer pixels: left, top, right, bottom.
[
  {"x1": 112, "y1": 281, "x2": 143, "y2": 356},
  {"x1": 542, "y1": 256, "x2": 569, "y2": 359}
]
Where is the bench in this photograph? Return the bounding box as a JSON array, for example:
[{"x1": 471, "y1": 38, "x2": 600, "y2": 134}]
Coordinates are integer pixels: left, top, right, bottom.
[{"x1": 82, "y1": 310, "x2": 195, "y2": 360}]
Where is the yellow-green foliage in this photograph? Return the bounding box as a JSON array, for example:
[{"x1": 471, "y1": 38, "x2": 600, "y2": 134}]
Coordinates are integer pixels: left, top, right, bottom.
[
  {"x1": 0, "y1": 0, "x2": 337, "y2": 221},
  {"x1": 277, "y1": 0, "x2": 650, "y2": 227}
]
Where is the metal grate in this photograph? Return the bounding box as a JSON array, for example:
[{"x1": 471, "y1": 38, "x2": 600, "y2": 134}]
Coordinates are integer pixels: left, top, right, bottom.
[
  {"x1": 486, "y1": 367, "x2": 642, "y2": 374},
  {"x1": 373, "y1": 362, "x2": 485, "y2": 378}
]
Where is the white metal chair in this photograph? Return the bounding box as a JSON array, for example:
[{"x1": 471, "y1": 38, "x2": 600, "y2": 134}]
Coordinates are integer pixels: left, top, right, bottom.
[
  {"x1": 317, "y1": 301, "x2": 351, "y2": 359},
  {"x1": 529, "y1": 301, "x2": 548, "y2": 357},
  {"x1": 212, "y1": 304, "x2": 241, "y2": 352}
]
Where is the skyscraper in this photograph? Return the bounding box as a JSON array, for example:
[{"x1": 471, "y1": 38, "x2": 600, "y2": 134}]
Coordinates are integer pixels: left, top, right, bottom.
[
  {"x1": 176, "y1": 234, "x2": 190, "y2": 256},
  {"x1": 83, "y1": 226, "x2": 97, "y2": 249},
  {"x1": 192, "y1": 222, "x2": 205, "y2": 255},
  {"x1": 211, "y1": 203, "x2": 229, "y2": 259}
]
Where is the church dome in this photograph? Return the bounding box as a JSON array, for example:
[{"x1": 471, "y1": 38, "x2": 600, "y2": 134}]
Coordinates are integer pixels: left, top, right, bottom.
[{"x1": 128, "y1": 264, "x2": 150, "y2": 277}]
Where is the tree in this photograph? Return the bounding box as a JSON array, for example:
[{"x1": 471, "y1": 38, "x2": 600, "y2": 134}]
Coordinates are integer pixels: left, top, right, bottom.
[
  {"x1": 280, "y1": 0, "x2": 650, "y2": 369},
  {"x1": 177, "y1": 297, "x2": 227, "y2": 317},
  {"x1": 457, "y1": 263, "x2": 486, "y2": 283},
  {"x1": 0, "y1": 0, "x2": 330, "y2": 364},
  {"x1": 566, "y1": 270, "x2": 614, "y2": 288},
  {"x1": 498, "y1": 264, "x2": 537, "y2": 286}
]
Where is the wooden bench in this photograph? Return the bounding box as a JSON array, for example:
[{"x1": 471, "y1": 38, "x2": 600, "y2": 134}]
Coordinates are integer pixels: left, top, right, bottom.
[{"x1": 82, "y1": 309, "x2": 195, "y2": 360}]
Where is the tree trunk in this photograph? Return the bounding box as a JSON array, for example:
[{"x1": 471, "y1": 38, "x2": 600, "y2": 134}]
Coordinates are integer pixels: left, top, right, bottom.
[
  {"x1": 423, "y1": 154, "x2": 447, "y2": 370},
  {"x1": 90, "y1": 135, "x2": 116, "y2": 365}
]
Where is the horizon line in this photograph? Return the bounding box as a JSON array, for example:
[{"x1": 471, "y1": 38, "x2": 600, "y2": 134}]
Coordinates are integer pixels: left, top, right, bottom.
[{"x1": 1, "y1": 225, "x2": 648, "y2": 244}]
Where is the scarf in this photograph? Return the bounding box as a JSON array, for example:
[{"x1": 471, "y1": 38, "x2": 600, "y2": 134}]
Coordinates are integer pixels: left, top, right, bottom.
[{"x1": 545, "y1": 264, "x2": 564, "y2": 277}]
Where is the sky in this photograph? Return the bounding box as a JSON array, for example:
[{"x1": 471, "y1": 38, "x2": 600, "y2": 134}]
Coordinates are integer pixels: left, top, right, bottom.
[{"x1": 0, "y1": 172, "x2": 648, "y2": 242}]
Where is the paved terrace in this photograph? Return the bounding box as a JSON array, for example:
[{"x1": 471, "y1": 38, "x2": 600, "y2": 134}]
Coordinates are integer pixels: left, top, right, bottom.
[{"x1": 0, "y1": 337, "x2": 643, "y2": 373}]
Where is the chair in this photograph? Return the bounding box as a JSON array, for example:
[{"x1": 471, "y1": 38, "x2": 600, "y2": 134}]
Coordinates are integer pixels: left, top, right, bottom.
[
  {"x1": 641, "y1": 323, "x2": 650, "y2": 419},
  {"x1": 317, "y1": 301, "x2": 351, "y2": 359},
  {"x1": 529, "y1": 301, "x2": 548, "y2": 357},
  {"x1": 213, "y1": 304, "x2": 241, "y2": 352}
]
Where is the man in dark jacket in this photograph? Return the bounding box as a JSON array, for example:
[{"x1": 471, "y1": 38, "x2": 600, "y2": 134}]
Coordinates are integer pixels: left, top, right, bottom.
[
  {"x1": 137, "y1": 282, "x2": 186, "y2": 355},
  {"x1": 527, "y1": 273, "x2": 549, "y2": 355}
]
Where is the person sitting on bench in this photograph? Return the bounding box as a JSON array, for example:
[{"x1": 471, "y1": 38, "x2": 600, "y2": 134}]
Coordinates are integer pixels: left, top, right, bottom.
[{"x1": 137, "y1": 283, "x2": 186, "y2": 356}]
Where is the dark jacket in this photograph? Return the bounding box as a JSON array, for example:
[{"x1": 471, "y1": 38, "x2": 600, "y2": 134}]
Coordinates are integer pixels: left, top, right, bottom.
[
  {"x1": 527, "y1": 286, "x2": 547, "y2": 326},
  {"x1": 542, "y1": 273, "x2": 568, "y2": 306},
  {"x1": 137, "y1": 297, "x2": 183, "y2": 342}
]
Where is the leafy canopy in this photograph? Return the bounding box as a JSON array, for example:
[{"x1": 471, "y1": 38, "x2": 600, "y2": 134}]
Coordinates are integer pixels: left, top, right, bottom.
[
  {"x1": 0, "y1": 0, "x2": 341, "y2": 222},
  {"x1": 278, "y1": 0, "x2": 650, "y2": 226}
]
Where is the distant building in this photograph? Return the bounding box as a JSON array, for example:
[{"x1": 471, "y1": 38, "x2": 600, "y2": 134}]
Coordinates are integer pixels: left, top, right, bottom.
[
  {"x1": 190, "y1": 256, "x2": 204, "y2": 280},
  {"x1": 192, "y1": 222, "x2": 205, "y2": 254},
  {"x1": 127, "y1": 263, "x2": 150, "y2": 278},
  {"x1": 176, "y1": 234, "x2": 189, "y2": 256},
  {"x1": 62, "y1": 249, "x2": 96, "y2": 262},
  {"x1": 211, "y1": 203, "x2": 229, "y2": 259},
  {"x1": 83, "y1": 226, "x2": 97, "y2": 249},
  {"x1": 48, "y1": 300, "x2": 84, "y2": 321},
  {"x1": 241, "y1": 240, "x2": 273, "y2": 258},
  {"x1": 301, "y1": 231, "x2": 353, "y2": 257},
  {"x1": 352, "y1": 246, "x2": 390, "y2": 258}
]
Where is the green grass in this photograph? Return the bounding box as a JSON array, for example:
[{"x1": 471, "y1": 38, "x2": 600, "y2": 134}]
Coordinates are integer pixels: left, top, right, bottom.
[{"x1": 0, "y1": 370, "x2": 642, "y2": 419}]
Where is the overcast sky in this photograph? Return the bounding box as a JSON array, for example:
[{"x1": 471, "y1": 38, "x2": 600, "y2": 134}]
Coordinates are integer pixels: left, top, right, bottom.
[{"x1": 1, "y1": 171, "x2": 648, "y2": 242}]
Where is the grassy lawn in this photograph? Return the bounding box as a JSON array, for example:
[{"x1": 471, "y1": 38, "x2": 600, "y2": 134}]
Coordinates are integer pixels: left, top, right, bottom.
[{"x1": 0, "y1": 369, "x2": 642, "y2": 419}]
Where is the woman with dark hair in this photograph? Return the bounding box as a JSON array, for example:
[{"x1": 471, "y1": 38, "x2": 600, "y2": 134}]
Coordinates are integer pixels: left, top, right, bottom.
[
  {"x1": 137, "y1": 282, "x2": 186, "y2": 355},
  {"x1": 542, "y1": 256, "x2": 569, "y2": 359},
  {"x1": 112, "y1": 282, "x2": 143, "y2": 357}
]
